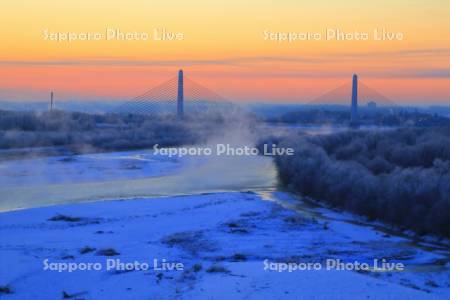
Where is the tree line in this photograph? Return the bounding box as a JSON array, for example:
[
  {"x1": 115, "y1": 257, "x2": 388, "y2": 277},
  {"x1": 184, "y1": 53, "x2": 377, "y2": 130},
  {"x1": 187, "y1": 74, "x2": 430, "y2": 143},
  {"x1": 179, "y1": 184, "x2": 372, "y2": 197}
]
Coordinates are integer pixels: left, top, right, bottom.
[{"x1": 269, "y1": 127, "x2": 450, "y2": 237}]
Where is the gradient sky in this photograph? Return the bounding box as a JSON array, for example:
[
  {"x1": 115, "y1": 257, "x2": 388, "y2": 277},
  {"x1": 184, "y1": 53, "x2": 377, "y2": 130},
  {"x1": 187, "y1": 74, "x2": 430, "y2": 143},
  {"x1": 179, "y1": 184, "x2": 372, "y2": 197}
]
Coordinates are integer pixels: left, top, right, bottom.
[{"x1": 0, "y1": 0, "x2": 449, "y2": 104}]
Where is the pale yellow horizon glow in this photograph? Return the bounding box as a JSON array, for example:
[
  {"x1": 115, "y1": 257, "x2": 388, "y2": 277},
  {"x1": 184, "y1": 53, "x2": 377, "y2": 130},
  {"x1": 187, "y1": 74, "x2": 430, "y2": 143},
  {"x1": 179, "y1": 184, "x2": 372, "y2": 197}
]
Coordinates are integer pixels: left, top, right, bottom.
[{"x1": 0, "y1": 0, "x2": 449, "y2": 104}]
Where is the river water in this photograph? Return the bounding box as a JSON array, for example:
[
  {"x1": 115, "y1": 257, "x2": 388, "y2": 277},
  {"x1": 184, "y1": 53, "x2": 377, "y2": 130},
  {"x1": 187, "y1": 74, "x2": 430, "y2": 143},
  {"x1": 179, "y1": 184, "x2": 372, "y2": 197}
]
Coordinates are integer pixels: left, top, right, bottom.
[{"x1": 0, "y1": 148, "x2": 277, "y2": 211}]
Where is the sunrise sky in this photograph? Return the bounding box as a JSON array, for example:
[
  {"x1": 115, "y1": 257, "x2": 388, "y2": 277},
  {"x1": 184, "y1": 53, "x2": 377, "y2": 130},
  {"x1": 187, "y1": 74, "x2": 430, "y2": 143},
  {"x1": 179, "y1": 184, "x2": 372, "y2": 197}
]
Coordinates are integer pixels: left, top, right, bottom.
[{"x1": 0, "y1": 0, "x2": 449, "y2": 104}]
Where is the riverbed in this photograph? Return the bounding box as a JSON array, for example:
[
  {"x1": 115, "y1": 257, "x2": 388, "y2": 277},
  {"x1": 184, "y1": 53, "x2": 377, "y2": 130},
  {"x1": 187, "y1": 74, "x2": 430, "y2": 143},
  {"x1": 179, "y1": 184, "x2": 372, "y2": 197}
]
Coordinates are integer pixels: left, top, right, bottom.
[{"x1": 0, "y1": 147, "x2": 448, "y2": 299}]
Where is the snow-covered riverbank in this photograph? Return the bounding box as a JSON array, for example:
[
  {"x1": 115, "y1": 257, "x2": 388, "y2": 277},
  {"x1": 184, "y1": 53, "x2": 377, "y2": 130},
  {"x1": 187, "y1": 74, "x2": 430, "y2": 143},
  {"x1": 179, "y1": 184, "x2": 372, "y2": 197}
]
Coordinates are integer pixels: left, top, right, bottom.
[
  {"x1": 0, "y1": 191, "x2": 448, "y2": 299},
  {"x1": 0, "y1": 148, "x2": 448, "y2": 299}
]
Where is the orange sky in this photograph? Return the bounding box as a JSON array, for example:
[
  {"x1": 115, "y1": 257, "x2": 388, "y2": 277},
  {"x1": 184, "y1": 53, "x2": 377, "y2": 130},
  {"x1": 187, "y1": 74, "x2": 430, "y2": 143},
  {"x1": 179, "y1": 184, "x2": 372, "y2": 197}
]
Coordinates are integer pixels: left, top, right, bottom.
[{"x1": 0, "y1": 0, "x2": 449, "y2": 105}]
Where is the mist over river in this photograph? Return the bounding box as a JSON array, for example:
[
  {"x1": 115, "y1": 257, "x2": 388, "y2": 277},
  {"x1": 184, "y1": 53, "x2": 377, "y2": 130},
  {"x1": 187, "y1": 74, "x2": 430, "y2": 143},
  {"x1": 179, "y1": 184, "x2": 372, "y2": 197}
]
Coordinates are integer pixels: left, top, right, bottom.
[{"x1": 0, "y1": 148, "x2": 276, "y2": 211}]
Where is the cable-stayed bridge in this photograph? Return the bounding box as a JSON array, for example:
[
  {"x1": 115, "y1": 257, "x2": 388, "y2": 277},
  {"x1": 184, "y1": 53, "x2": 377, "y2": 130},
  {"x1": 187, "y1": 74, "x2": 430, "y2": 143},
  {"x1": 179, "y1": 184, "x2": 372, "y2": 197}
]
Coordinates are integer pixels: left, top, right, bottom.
[
  {"x1": 306, "y1": 74, "x2": 396, "y2": 125},
  {"x1": 113, "y1": 70, "x2": 396, "y2": 123},
  {"x1": 307, "y1": 80, "x2": 395, "y2": 107},
  {"x1": 113, "y1": 70, "x2": 234, "y2": 118}
]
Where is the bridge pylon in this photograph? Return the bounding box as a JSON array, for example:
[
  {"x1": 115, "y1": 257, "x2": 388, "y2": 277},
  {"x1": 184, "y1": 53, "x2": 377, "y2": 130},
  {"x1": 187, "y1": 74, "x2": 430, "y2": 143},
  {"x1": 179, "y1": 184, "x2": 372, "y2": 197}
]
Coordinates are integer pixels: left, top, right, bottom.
[
  {"x1": 350, "y1": 74, "x2": 358, "y2": 126},
  {"x1": 177, "y1": 69, "x2": 184, "y2": 119}
]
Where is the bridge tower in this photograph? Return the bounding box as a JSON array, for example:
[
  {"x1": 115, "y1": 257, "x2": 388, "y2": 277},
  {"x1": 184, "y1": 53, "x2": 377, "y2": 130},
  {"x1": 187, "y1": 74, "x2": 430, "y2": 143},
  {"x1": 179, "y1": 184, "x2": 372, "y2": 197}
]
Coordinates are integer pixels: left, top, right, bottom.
[
  {"x1": 177, "y1": 69, "x2": 184, "y2": 119},
  {"x1": 350, "y1": 74, "x2": 358, "y2": 126},
  {"x1": 50, "y1": 91, "x2": 54, "y2": 111}
]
